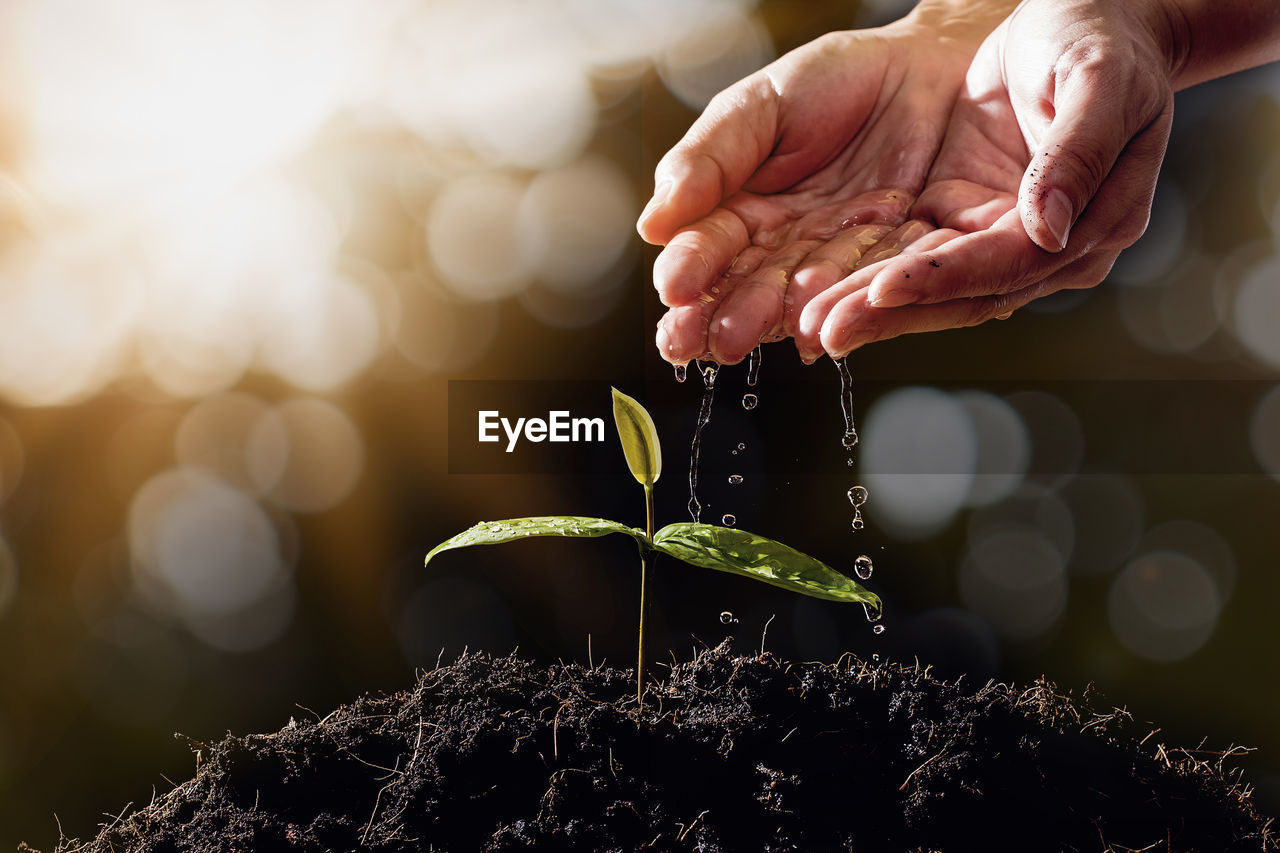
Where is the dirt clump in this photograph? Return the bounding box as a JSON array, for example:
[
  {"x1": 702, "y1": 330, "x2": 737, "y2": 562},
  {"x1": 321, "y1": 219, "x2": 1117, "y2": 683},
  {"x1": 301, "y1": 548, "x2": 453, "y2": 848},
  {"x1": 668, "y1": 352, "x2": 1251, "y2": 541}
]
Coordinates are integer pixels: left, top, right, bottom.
[{"x1": 42, "y1": 642, "x2": 1276, "y2": 852}]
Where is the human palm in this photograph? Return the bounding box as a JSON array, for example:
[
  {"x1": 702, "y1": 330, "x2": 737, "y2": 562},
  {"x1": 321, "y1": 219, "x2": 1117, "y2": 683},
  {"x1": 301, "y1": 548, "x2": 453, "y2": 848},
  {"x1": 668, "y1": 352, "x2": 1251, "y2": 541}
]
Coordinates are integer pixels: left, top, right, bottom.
[
  {"x1": 640, "y1": 18, "x2": 993, "y2": 365},
  {"x1": 800, "y1": 0, "x2": 1176, "y2": 357}
]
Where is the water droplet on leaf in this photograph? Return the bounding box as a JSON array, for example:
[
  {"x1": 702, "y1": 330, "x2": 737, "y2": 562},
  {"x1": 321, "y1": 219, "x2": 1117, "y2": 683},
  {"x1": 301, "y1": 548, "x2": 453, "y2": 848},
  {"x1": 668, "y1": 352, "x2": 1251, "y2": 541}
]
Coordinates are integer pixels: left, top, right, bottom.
[{"x1": 862, "y1": 603, "x2": 882, "y2": 623}]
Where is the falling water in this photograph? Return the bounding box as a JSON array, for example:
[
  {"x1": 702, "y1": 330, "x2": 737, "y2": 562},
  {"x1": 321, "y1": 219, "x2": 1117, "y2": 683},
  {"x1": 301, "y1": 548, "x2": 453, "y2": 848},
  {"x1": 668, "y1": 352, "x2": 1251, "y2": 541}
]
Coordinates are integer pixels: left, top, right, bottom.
[
  {"x1": 746, "y1": 344, "x2": 762, "y2": 387},
  {"x1": 687, "y1": 361, "x2": 719, "y2": 522},
  {"x1": 674, "y1": 362, "x2": 687, "y2": 383},
  {"x1": 836, "y1": 356, "x2": 858, "y2": 450}
]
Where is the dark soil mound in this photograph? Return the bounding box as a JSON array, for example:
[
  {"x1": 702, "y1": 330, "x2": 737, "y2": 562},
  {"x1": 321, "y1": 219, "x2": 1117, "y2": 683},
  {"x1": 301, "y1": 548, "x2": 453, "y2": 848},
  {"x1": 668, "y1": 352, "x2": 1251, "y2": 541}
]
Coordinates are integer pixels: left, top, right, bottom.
[{"x1": 44, "y1": 642, "x2": 1275, "y2": 852}]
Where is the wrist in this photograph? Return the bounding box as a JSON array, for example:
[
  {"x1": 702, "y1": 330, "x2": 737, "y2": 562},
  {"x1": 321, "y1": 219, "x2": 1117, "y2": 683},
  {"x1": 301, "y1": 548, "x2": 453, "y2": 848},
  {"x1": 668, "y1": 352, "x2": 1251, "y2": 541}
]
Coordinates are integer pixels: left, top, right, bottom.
[
  {"x1": 1130, "y1": 0, "x2": 1192, "y2": 88},
  {"x1": 902, "y1": 0, "x2": 1019, "y2": 48}
]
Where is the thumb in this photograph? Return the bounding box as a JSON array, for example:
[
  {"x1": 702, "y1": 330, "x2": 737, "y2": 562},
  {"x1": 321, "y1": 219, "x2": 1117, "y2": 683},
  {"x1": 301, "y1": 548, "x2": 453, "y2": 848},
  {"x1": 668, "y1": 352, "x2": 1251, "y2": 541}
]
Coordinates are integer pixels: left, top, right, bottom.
[
  {"x1": 637, "y1": 73, "x2": 780, "y2": 245},
  {"x1": 1018, "y1": 70, "x2": 1153, "y2": 253}
]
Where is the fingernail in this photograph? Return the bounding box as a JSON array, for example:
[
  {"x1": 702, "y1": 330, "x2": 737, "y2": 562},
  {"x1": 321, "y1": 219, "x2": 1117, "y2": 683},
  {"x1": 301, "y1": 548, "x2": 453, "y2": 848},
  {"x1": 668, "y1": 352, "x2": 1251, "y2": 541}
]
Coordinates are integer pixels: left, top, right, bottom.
[
  {"x1": 639, "y1": 180, "x2": 671, "y2": 227},
  {"x1": 1044, "y1": 188, "x2": 1072, "y2": 251}
]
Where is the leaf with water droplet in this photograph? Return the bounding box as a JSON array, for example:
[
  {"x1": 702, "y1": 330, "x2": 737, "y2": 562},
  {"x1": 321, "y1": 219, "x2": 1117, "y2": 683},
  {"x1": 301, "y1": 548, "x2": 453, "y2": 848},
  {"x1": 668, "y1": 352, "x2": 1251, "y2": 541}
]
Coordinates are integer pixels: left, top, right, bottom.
[
  {"x1": 611, "y1": 386, "x2": 662, "y2": 488},
  {"x1": 425, "y1": 516, "x2": 648, "y2": 566},
  {"x1": 652, "y1": 522, "x2": 881, "y2": 607}
]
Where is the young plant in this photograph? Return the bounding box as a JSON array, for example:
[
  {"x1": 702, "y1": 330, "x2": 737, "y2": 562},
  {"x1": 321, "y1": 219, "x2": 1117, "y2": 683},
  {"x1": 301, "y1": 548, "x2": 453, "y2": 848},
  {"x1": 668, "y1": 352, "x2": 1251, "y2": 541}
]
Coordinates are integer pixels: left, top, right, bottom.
[{"x1": 425, "y1": 387, "x2": 881, "y2": 705}]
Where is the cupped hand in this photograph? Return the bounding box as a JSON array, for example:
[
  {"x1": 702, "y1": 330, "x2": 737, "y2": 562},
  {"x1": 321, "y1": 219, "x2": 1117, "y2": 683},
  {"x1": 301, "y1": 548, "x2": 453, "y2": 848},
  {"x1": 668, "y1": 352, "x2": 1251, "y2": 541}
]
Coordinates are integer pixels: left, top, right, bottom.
[
  {"x1": 804, "y1": 0, "x2": 1176, "y2": 357},
  {"x1": 639, "y1": 8, "x2": 1005, "y2": 366}
]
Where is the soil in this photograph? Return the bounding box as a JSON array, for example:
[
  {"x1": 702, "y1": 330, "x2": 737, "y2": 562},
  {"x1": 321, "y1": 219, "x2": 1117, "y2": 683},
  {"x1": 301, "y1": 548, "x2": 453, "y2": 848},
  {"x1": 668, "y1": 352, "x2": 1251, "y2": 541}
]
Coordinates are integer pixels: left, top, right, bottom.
[{"x1": 39, "y1": 641, "x2": 1275, "y2": 853}]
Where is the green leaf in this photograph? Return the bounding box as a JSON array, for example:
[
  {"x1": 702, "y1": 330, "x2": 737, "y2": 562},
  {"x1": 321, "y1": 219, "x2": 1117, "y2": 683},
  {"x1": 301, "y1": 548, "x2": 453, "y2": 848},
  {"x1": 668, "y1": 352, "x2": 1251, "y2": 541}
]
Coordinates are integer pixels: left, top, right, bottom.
[
  {"x1": 611, "y1": 386, "x2": 661, "y2": 488},
  {"x1": 425, "y1": 516, "x2": 647, "y2": 566},
  {"x1": 652, "y1": 522, "x2": 881, "y2": 609}
]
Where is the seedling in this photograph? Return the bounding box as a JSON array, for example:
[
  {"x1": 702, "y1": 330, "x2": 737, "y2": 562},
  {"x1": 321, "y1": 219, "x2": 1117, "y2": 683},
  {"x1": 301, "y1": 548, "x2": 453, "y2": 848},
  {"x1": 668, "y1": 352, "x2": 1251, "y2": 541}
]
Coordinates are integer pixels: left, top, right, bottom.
[{"x1": 426, "y1": 387, "x2": 881, "y2": 705}]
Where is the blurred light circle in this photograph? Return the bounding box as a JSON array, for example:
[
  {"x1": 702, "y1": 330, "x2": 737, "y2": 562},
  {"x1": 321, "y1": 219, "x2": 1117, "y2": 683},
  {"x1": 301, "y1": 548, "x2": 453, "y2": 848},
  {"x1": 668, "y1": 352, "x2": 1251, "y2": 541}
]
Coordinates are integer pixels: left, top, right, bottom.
[
  {"x1": 0, "y1": 416, "x2": 24, "y2": 504},
  {"x1": 1004, "y1": 391, "x2": 1084, "y2": 486},
  {"x1": 897, "y1": 607, "x2": 1001, "y2": 679},
  {"x1": 0, "y1": 238, "x2": 140, "y2": 406},
  {"x1": 128, "y1": 468, "x2": 290, "y2": 616},
  {"x1": 1251, "y1": 383, "x2": 1280, "y2": 482},
  {"x1": 519, "y1": 276, "x2": 629, "y2": 330},
  {"x1": 966, "y1": 481, "x2": 1075, "y2": 564},
  {"x1": 0, "y1": 535, "x2": 17, "y2": 621},
  {"x1": 1108, "y1": 183, "x2": 1188, "y2": 287},
  {"x1": 257, "y1": 271, "x2": 381, "y2": 392},
  {"x1": 958, "y1": 527, "x2": 1067, "y2": 642},
  {"x1": 183, "y1": 581, "x2": 297, "y2": 653},
  {"x1": 1058, "y1": 474, "x2": 1145, "y2": 577},
  {"x1": 954, "y1": 390, "x2": 1029, "y2": 507},
  {"x1": 516, "y1": 156, "x2": 636, "y2": 293},
  {"x1": 452, "y1": 53, "x2": 595, "y2": 170},
  {"x1": 1232, "y1": 252, "x2": 1280, "y2": 369},
  {"x1": 393, "y1": 275, "x2": 499, "y2": 373},
  {"x1": 862, "y1": 387, "x2": 977, "y2": 539},
  {"x1": 1108, "y1": 551, "x2": 1219, "y2": 662},
  {"x1": 175, "y1": 392, "x2": 273, "y2": 493},
  {"x1": 1158, "y1": 255, "x2": 1219, "y2": 353},
  {"x1": 427, "y1": 173, "x2": 534, "y2": 301},
  {"x1": 21, "y1": 0, "x2": 352, "y2": 203},
  {"x1": 1138, "y1": 520, "x2": 1236, "y2": 605},
  {"x1": 657, "y1": 4, "x2": 774, "y2": 111},
  {"x1": 248, "y1": 398, "x2": 364, "y2": 513}
]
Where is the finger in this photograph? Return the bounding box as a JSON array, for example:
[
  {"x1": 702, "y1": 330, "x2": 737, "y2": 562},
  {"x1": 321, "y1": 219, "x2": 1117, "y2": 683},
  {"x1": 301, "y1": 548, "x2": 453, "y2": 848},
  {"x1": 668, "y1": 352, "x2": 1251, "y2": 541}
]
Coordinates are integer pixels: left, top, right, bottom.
[
  {"x1": 655, "y1": 300, "x2": 718, "y2": 365},
  {"x1": 637, "y1": 74, "x2": 780, "y2": 245},
  {"x1": 784, "y1": 188, "x2": 913, "y2": 242},
  {"x1": 1018, "y1": 60, "x2": 1171, "y2": 253},
  {"x1": 786, "y1": 223, "x2": 896, "y2": 343},
  {"x1": 708, "y1": 240, "x2": 822, "y2": 364},
  {"x1": 823, "y1": 253, "x2": 1115, "y2": 356},
  {"x1": 654, "y1": 246, "x2": 771, "y2": 363},
  {"x1": 865, "y1": 208, "x2": 1048, "y2": 308},
  {"x1": 652, "y1": 208, "x2": 751, "y2": 307},
  {"x1": 792, "y1": 219, "x2": 934, "y2": 360}
]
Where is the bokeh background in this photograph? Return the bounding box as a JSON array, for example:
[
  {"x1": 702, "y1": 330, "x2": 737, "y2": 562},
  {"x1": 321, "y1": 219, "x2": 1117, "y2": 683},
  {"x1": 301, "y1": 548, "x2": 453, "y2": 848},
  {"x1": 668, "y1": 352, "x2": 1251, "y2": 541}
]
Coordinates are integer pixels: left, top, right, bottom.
[{"x1": 1, "y1": 0, "x2": 1279, "y2": 847}]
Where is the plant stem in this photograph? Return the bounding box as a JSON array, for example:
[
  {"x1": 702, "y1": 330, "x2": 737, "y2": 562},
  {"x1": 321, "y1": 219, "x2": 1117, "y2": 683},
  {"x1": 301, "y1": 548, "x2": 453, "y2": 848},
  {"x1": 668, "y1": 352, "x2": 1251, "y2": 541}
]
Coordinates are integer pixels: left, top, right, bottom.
[{"x1": 638, "y1": 484, "x2": 655, "y2": 707}]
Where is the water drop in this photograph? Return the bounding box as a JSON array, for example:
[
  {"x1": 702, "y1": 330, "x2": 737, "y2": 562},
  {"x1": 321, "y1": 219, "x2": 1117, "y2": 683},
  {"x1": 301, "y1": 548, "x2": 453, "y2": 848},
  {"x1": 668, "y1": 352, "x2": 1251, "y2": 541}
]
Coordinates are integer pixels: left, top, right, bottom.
[
  {"x1": 846, "y1": 458, "x2": 854, "y2": 467},
  {"x1": 737, "y1": 442, "x2": 746, "y2": 451},
  {"x1": 728, "y1": 474, "x2": 744, "y2": 485},
  {"x1": 720, "y1": 611, "x2": 739, "y2": 625},
  {"x1": 872, "y1": 625, "x2": 886, "y2": 635},
  {"x1": 872, "y1": 653, "x2": 880, "y2": 662},
  {"x1": 742, "y1": 393, "x2": 758, "y2": 410},
  {"x1": 862, "y1": 602, "x2": 882, "y2": 623},
  {"x1": 851, "y1": 511, "x2": 865, "y2": 532},
  {"x1": 721, "y1": 513, "x2": 736, "y2": 526},
  {"x1": 847, "y1": 486, "x2": 869, "y2": 507},
  {"x1": 687, "y1": 360, "x2": 720, "y2": 522},
  {"x1": 835, "y1": 356, "x2": 858, "y2": 450},
  {"x1": 674, "y1": 363, "x2": 687, "y2": 383},
  {"x1": 854, "y1": 555, "x2": 873, "y2": 580},
  {"x1": 746, "y1": 345, "x2": 763, "y2": 387}
]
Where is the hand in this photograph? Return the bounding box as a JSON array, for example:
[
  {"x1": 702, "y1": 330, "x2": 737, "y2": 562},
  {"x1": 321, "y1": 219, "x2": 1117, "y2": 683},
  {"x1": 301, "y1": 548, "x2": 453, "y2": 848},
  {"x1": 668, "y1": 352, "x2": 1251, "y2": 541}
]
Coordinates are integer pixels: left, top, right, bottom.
[
  {"x1": 638, "y1": 5, "x2": 1011, "y2": 366},
  {"x1": 802, "y1": 0, "x2": 1176, "y2": 356}
]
